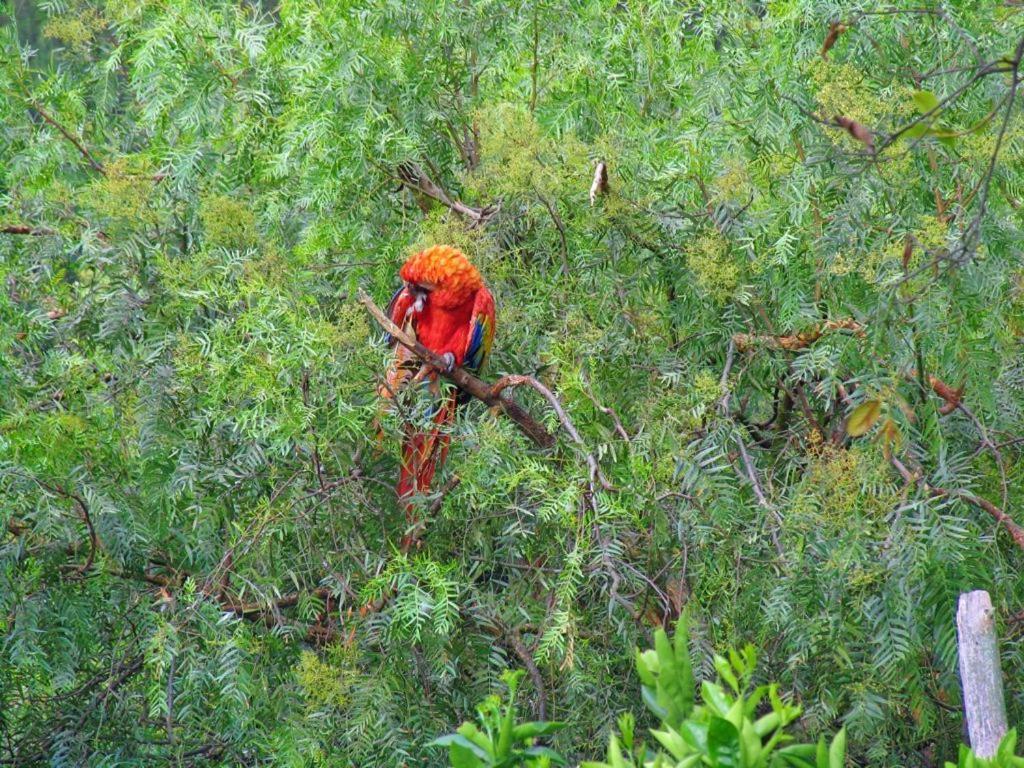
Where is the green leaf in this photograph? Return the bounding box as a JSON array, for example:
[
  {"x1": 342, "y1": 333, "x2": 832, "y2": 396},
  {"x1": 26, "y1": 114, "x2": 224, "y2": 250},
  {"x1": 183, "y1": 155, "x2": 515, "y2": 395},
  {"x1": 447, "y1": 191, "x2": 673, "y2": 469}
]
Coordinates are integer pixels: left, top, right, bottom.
[
  {"x1": 828, "y1": 728, "x2": 846, "y2": 768},
  {"x1": 511, "y1": 721, "x2": 567, "y2": 740},
  {"x1": 707, "y1": 717, "x2": 741, "y2": 767},
  {"x1": 496, "y1": 696, "x2": 516, "y2": 757},
  {"x1": 904, "y1": 123, "x2": 932, "y2": 140},
  {"x1": 998, "y1": 729, "x2": 1019, "y2": 762},
  {"x1": 680, "y1": 720, "x2": 709, "y2": 752},
  {"x1": 701, "y1": 680, "x2": 733, "y2": 716},
  {"x1": 846, "y1": 401, "x2": 882, "y2": 437},
  {"x1": 451, "y1": 745, "x2": 487, "y2": 768},
  {"x1": 523, "y1": 745, "x2": 568, "y2": 764},
  {"x1": 651, "y1": 728, "x2": 690, "y2": 760},
  {"x1": 753, "y1": 711, "x2": 781, "y2": 737},
  {"x1": 815, "y1": 736, "x2": 829, "y2": 768},
  {"x1": 739, "y1": 719, "x2": 762, "y2": 765},
  {"x1": 641, "y1": 685, "x2": 669, "y2": 720},
  {"x1": 912, "y1": 90, "x2": 940, "y2": 114},
  {"x1": 602, "y1": 734, "x2": 629, "y2": 768},
  {"x1": 429, "y1": 734, "x2": 491, "y2": 763},
  {"x1": 653, "y1": 627, "x2": 694, "y2": 728},
  {"x1": 636, "y1": 649, "x2": 658, "y2": 687},
  {"x1": 713, "y1": 653, "x2": 740, "y2": 694},
  {"x1": 457, "y1": 723, "x2": 494, "y2": 754}
]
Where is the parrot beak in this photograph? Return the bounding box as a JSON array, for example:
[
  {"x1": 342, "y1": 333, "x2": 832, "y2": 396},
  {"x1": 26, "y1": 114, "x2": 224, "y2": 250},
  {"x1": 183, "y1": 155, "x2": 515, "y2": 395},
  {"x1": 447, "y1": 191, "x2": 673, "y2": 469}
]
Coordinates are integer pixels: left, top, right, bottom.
[{"x1": 407, "y1": 282, "x2": 431, "y2": 314}]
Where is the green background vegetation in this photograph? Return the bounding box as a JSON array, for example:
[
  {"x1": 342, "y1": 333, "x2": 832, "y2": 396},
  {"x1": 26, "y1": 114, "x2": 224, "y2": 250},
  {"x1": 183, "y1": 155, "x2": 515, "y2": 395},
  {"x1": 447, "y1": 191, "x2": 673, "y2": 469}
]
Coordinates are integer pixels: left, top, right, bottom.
[{"x1": 3, "y1": 1, "x2": 1024, "y2": 765}]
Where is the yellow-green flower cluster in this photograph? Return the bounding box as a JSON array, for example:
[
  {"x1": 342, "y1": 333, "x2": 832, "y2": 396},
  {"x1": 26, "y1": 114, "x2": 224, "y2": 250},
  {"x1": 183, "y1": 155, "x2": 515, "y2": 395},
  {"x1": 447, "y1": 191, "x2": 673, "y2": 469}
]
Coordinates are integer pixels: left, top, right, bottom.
[
  {"x1": 200, "y1": 194, "x2": 258, "y2": 250},
  {"x1": 713, "y1": 158, "x2": 753, "y2": 204},
  {"x1": 43, "y1": 9, "x2": 106, "y2": 52},
  {"x1": 82, "y1": 157, "x2": 161, "y2": 229},
  {"x1": 685, "y1": 232, "x2": 739, "y2": 302},
  {"x1": 295, "y1": 645, "x2": 358, "y2": 710}
]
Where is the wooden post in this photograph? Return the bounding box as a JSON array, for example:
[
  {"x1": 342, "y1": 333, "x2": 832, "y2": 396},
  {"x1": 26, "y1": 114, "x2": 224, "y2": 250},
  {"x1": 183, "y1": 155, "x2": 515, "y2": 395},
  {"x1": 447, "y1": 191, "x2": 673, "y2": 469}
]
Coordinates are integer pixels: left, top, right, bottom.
[{"x1": 956, "y1": 590, "x2": 1008, "y2": 758}]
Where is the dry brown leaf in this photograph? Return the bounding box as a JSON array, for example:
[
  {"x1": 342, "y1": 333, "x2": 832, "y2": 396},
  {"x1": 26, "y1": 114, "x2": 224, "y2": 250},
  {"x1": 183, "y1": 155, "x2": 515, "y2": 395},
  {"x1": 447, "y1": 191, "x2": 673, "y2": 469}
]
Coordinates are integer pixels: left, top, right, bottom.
[
  {"x1": 928, "y1": 374, "x2": 965, "y2": 415},
  {"x1": 820, "y1": 21, "x2": 848, "y2": 58},
  {"x1": 835, "y1": 115, "x2": 875, "y2": 151}
]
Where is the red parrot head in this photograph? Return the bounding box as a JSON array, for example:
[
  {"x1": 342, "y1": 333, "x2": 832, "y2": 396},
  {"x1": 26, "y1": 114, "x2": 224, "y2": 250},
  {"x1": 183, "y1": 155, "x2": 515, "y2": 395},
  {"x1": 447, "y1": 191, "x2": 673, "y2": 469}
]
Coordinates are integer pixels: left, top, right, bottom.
[{"x1": 399, "y1": 245, "x2": 482, "y2": 310}]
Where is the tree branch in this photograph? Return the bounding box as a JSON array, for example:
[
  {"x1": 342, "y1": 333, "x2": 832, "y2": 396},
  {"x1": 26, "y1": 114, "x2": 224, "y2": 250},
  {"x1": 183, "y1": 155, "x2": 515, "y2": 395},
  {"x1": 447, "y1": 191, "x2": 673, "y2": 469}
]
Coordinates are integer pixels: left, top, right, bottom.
[
  {"x1": 25, "y1": 99, "x2": 107, "y2": 175},
  {"x1": 1, "y1": 225, "x2": 56, "y2": 236},
  {"x1": 490, "y1": 374, "x2": 612, "y2": 491},
  {"x1": 732, "y1": 318, "x2": 864, "y2": 352},
  {"x1": 392, "y1": 161, "x2": 499, "y2": 225},
  {"x1": 891, "y1": 457, "x2": 1024, "y2": 551}
]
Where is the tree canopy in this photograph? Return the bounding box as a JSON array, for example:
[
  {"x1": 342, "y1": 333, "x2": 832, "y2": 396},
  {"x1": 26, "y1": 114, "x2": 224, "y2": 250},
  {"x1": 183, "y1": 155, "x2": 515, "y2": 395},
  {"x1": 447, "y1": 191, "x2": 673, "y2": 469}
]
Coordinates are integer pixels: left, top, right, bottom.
[{"x1": 3, "y1": 1, "x2": 1024, "y2": 765}]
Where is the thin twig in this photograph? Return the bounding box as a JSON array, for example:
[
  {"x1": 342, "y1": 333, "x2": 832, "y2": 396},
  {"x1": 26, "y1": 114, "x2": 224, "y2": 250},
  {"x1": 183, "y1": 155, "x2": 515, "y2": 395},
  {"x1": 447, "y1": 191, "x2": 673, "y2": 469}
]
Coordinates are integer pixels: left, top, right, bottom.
[
  {"x1": 537, "y1": 192, "x2": 569, "y2": 275},
  {"x1": 25, "y1": 98, "x2": 107, "y2": 175},
  {"x1": 579, "y1": 371, "x2": 630, "y2": 442},
  {"x1": 490, "y1": 374, "x2": 612, "y2": 491},
  {"x1": 735, "y1": 434, "x2": 784, "y2": 556}
]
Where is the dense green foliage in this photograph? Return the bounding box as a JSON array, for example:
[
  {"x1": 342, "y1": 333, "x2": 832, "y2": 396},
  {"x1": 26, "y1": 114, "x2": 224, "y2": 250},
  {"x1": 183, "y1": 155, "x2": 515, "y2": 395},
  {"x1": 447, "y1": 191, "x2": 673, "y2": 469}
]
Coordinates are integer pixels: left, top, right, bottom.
[{"x1": 3, "y1": 0, "x2": 1024, "y2": 765}]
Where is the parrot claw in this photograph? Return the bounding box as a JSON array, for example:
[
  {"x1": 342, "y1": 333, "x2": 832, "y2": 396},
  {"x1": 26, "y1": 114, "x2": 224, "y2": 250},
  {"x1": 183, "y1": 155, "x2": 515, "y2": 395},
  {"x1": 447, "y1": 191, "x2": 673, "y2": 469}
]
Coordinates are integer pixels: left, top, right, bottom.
[{"x1": 439, "y1": 352, "x2": 456, "y2": 373}]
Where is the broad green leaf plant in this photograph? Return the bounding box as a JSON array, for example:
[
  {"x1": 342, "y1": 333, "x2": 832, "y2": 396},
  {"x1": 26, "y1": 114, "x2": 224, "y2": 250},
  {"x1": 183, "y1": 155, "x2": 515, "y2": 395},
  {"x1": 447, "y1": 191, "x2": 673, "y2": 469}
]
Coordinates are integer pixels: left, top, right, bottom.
[
  {"x1": 583, "y1": 621, "x2": 847, "y2": 768},
  {"x1": 431, "y1": 670, "x2": 566, "y2": 768}
]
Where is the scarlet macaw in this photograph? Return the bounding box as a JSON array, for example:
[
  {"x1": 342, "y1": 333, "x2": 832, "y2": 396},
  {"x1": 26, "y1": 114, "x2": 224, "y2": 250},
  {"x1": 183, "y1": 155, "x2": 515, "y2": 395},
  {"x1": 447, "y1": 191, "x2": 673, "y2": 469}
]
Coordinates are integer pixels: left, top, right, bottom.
[{"x1": 381, "y1": 245, "x2": 496, "y2": 533}]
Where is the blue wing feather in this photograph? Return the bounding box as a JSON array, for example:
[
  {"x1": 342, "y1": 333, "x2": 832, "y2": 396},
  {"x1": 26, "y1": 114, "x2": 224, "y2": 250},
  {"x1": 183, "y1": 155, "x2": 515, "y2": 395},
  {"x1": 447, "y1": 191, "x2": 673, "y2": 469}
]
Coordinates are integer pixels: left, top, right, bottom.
[{"x1": 464, "y1": 316, "x2": 488, "y2": 374}]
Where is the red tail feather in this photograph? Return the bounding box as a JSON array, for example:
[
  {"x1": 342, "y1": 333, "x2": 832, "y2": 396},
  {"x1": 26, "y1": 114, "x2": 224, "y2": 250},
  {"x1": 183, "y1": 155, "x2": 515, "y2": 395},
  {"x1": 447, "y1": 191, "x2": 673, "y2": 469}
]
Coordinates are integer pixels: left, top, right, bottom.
[{"x1": 398, "y1": 394, "x2": 457, "y2": 521}]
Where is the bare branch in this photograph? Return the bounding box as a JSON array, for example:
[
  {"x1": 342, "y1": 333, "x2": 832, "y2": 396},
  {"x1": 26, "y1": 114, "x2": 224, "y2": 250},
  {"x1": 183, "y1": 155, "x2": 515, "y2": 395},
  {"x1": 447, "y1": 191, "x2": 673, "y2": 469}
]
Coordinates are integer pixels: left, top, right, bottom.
[
  {"x1": 733, "y1": 318, "x2": 864, "y2": 352},
  {"x1": 490, "y1": 374, "x2": 612, "y2": 491},
  {"x1": 891, "y1": 457, "x2": 1024, "y2": 551},
  {"x1": 392, "y1": 161, "x2": 499, "y2": 225},
  {"x1": 1, "y1": 224, "x2": 57, "y2": 236}
]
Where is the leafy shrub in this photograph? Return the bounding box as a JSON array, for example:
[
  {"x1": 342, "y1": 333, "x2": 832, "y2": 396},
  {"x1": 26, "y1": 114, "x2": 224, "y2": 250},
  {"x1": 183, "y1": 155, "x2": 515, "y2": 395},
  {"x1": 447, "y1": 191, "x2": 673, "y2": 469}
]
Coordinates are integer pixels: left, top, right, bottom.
[
  {"x1": 431, "y1": 669, "x2": 566, "y2": 767},
  {"x1": 945, "y1": 732, "x2": 1024, "y2": 768},
  {"x1": 435, "y1": 622, "x2": 847, "y2": 768},
  {"x1": 437, "y1": 622, "x2": 1024, "y2": 768}
]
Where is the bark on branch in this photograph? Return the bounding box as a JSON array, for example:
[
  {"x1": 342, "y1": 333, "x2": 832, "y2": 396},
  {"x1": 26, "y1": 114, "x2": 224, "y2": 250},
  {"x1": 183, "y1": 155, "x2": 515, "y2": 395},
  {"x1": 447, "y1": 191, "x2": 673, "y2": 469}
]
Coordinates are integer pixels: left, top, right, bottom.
[
  {"x1": 733, "y1": 318, "x2": 864, "y2": 352},
  {"x1": 490, "y1": 374, "x2": 611, "y2": 490},
  {"x1": 2, "y1": 224, "x2": 57, "y2": 236},
  {"x1": 357, "y1": 289, "x2": 556, "y2": 448},
  {"x1": 218, "y1": 585, "x2": 333, "y2": 618}
]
